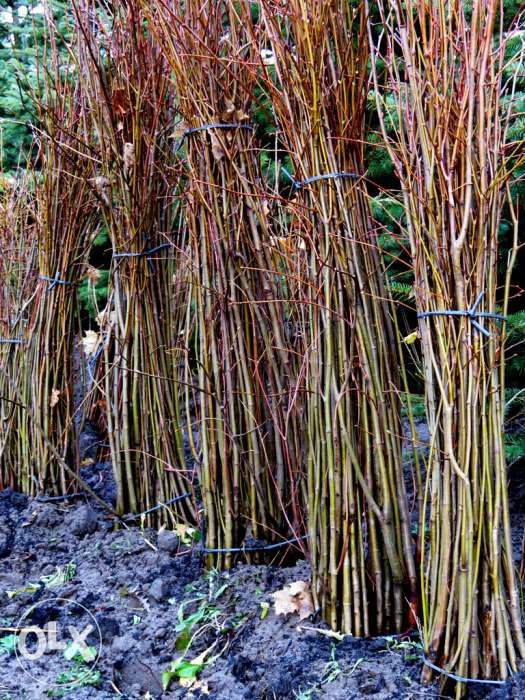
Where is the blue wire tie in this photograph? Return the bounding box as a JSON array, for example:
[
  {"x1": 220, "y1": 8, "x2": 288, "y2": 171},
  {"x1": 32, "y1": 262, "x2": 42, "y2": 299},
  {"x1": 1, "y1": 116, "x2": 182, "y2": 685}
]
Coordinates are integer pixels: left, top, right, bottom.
[
  {"x1": 39, "y1": 271, "x2": 75, "y2": 291},
  {"x1": 113, "y1": 242, "x2": 173, "y2": 261},
  {"x1": 417, "y1": 292, "x2": 506, "y2": 338},
  {"x1": 0, "y1": 338, "x2": 25, "y2": 344},
  {"x1": 175, "y1": 123, "x2": 254, "y2": 153},
  {"x1": 123, "y1": 492, "x2": 192, "y2": 522},
  {"x1": 280, "y1": 167, "x2": 360, "y2": 190},
  {"x1": 202, "y1": 533, "x2": 309, "y2": 554},
  {"x1": 422, "y1": 656, "x2": 507, "y2": 686}
]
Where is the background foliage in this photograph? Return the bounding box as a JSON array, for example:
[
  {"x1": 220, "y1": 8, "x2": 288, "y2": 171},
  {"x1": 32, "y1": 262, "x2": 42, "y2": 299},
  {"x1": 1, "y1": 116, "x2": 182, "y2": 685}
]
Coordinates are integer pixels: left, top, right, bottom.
[{"x1": 0, "y1": 0, "x2": 523, "y2": 458}]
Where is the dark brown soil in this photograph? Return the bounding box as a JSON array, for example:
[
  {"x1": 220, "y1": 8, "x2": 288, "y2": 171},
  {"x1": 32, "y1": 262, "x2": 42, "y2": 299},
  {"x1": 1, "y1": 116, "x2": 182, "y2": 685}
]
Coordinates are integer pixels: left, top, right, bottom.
[{"x1": 1, "y1": 459, "x2": 525, "y2": 699}]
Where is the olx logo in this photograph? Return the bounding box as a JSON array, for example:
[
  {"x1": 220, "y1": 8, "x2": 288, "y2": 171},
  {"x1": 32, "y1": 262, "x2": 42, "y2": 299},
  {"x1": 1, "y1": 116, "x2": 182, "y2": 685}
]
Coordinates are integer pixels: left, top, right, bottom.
[
  {"x1": 17, "y1": 619, "x2": 94, "y2": 661},
  {"x1": 14, "y1": 597, "x2": 102, "y2": 688}
]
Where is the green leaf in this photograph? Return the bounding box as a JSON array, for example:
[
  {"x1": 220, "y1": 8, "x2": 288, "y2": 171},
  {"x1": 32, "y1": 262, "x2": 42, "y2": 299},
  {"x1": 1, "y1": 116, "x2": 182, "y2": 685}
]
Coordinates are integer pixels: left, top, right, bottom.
[
  {"x1": 40, "y1": 562, "x2": 76, "y2": 588},
  {"x1": 175, "y1": 604, "x2": 213, "y2": 633},
  {"x1": 175, "y1": 629, "x2": 192, "y2": 651},
  {"x1": 63, "y1": 643, "x2": 97, "y2": 663},
  {"x1": 177, "y1": 660, "x2": 205, "y2": 679},
  {"x1": 6, "y1": 582, "x2": 40, "y2": 598},
  {"x1": 0, "y1": 633, "x2": 17, "y2": 655},
  {"x1": 162, "y1": 658, "x2": 206, "y2": 691}
]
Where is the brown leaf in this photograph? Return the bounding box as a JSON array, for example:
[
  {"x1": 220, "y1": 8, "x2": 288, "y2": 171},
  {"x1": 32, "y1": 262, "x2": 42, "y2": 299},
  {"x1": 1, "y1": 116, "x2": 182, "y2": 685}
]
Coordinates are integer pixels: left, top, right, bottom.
[
  {"x1": 296, "y1": 625, "x2": 346, "y2": 641},
  {"x1": 261, "y1": 49, "x2": 276, "y2": 66},
  {"x1": 50, "y1": 389, "x2": 61, "y2": 408},
  {"x1": 170, "y1": 121, "x2": 187, "y2": 141},
  {"x1": 271, "y1": 580, "x2": 313, "y2": 620},
  {"x1": 235, "y1": 109, "x2": 250, "y2": 122},
  {"x1": 269, "y1": 235, "x2": 306, "y2": 255},
  {"x1": 223, "y1": 99, "x2": 235, "y2": 119},
  {"x1": 210, "y1": 132, "x2": 225, "y2": 161},
  {"x1": 123, "y1": 142, "x2": 135, "y2": 173},
  {"x1": 81, "y1": 330, "x2": 100, "y2": 356},
  {"x1": 86, "y1": 265, "x2": 101, "y2": 284},
  {"x1": 112, "y1": 87, "x2": 128, "y2": 116}
]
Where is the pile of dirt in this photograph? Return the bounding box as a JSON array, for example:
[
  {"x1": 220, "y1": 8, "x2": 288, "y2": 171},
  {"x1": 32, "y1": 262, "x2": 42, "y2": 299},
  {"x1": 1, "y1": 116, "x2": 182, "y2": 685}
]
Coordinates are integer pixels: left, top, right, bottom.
[{"x1": 1, "y1": 486, "x2": 525, "y2": 699}]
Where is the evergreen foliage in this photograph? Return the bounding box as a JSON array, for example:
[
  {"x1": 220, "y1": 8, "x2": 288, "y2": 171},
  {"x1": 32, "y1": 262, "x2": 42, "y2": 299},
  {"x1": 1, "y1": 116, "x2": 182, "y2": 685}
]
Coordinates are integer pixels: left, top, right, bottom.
[{"x1": 0, "y1": 0, "x2": 69, "y2": 171}]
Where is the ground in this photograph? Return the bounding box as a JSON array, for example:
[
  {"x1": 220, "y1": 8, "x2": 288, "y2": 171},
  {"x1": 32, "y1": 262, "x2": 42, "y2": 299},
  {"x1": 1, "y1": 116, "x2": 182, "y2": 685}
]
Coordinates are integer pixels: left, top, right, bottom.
[{"x1": 0, "y1": 463, "x2": 525, "y2": 699}]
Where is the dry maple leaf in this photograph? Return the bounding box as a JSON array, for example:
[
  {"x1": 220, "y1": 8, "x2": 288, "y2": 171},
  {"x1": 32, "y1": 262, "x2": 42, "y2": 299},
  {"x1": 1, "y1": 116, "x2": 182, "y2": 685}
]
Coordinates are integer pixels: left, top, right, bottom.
[
  {"x1": 261, "y1": 49, "x2": 276, "y2": 66},
  {"x1": 123, "y1": 142, "x2": 135, "y2": 173},
  {"x1": 235, "y1": 108, "x2": 250, "y2": 122},
  {"x1": 112, "y1": 87, "x2": 128, "y2": 118},
  {"x1": 170, "y1": 121, "x2": 187, "y2": 141},
  {"x1": 50, "y1": 388, "x2": 61, "y2": 408},
  {"x1": 90, "y1": 176, "x2": 111, "y2": 206},
  {"x1": 271, "y1": 580, "x2": 313, "y2": 620},
  {"x1": 81, "y1": 330, "x2": 100, "y2": 356},
  {"x1": 223, "y1": 99, "x2": 235, "y2": 119},
  {"x1": 210, "y1": 131, "x2": 225, "y2": 161},
  {"x1": 86, "y1": 265, "x2": 101, "y2": 284}
]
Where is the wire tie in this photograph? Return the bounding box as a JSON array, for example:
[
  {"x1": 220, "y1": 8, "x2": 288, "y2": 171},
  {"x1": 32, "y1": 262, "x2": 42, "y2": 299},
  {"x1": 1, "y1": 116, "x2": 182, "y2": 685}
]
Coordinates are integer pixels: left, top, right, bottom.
[
  {"x1": 422, "y1": 656, "x2": 507, "y2": 686},
  {"x1": 0, "y1": 338, "x2": 25, "y2": 344},
  {"x1": 123, "y1": 492, "x2": 192, "y2": 522},
  {"x1": 175, "y1": 123, "x2": 254, "y2": 153},
  {"x1": 417, "y1": 292, "x2": 506, "y2": 338},
  {"x1": 35, "y1": 493, "x2": 84, "y2": 503},
  {"x1": 201, "y1": 533, "x2": 308, "y2": 554},
  {"x1": 113, "y1": 242, "x2": 173, "y2": 261},
  {"x1": 281, "y1": 167, "x2": 361, "y2": 190},
  {"x1": 39, "y1": 271, "x2": 75, "y2": 291}
]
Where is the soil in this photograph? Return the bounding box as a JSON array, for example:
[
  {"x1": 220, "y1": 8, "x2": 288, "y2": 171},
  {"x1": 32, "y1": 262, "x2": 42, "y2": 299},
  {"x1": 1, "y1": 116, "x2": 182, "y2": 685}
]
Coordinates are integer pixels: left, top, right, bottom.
[{"x1": 1, "y1": 455, "x2": 525, "y2": 699}]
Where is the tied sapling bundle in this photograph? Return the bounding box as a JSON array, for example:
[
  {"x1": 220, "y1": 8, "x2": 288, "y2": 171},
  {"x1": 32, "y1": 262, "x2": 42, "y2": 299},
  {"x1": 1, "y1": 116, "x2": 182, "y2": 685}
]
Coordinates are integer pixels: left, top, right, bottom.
[
  {"x1": 149, "y1": 0, "x2": 308, "y2": 567},
  {"x1": 17, "y1": 32, "x2": 98, "y2": 495},
  {"x1": 74, "y1": 0, "x2": 195, "y2": 525},
  {"x1": 0, "y1": 178, "x2": 37, "y2": 489},
  {"x1": 258, "y1": 0, "x2": 416, "y2": 635},
  {"x1": 368, "y1": 0, "x2": 525, "y2": 690}
]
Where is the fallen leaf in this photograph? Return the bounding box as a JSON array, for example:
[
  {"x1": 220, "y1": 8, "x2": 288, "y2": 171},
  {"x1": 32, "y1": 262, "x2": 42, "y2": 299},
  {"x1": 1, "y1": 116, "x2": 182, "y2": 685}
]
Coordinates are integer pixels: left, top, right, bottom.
[
  {"x1": 50, "y1": 388, "x2": 61, "y2": 408},
  {"x1": 123, "y1": 142, "x2": 135, "y2": 173},
  {"x1": 173, "y1": 523, "x2": 200, "y2": 544},
  {"x1": 6, "y1": 582, "x2": 40, "y2": 599},
  {"x1": 402, "y1": 330, "x2": 420, "y2": 345},
  {"x1": 112, "y1": 87, "x2": 128, "y2": 117},
  {"x1": 296, "y1": 624, "x2": 347, "y2": 641},
  {"x1": 81, "y1": 330, "x2": 99, "y2": 356},
  {"x1": 170, "y1": 122, "x2": 187, "y2": 140},
  {"x1": 163, "y1": 642, "x2": 218, "y2": 691},
  {"x1": 223, "y1": 99, "x2": 235, "y2": 118},
  {"x1": 261, "y1": 49, "x2": 276, "y2": 66},
  {"x1": 235, "y1": 109, "x2": 250, "y2": 122},
  {"x1": 210, "y1": 131, "x2": 225, "y2": 161},
  {"x1": 86, "y1": 265, "x2": 102, "y2": 284},
  {"x1": 95, "y1": 308, "x2": 116, "y2": 328},
  {"x1": 40, "y1": 562, "x2": 76, "y2": 589},
  {"x1": 271, "y1": 580, "x2": 313, "y2": 620}
]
